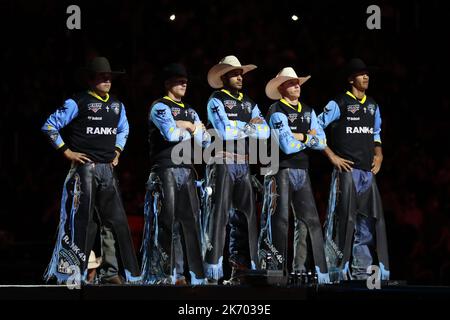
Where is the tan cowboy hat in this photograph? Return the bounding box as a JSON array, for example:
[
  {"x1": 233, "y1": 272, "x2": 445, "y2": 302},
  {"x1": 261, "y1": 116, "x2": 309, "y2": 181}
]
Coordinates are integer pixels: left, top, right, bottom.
[
  {"x1": 88, "y1": 251, "x2": 102, "y2": 269},
  {"x1": 207, "y1": 55, "x2": 257, "y2": 89},
  {"x1": 265, "y1": 67, "x2": 311, "y2": 100}
]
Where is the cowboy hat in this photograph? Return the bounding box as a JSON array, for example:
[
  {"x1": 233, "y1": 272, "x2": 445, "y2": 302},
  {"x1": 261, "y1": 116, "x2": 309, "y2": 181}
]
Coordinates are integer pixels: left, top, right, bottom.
[
  {"x1": 265, "y1": 67, "x2": 311, "y2": 100},
  {"x1": 163, "y1": 63, "x2": 188, "y2": 82},
  {"x1": 88, "y1": 251, "x2": 102, "y2": 269},
  {"x1": 207, "y1": 55, "x2": 257, "y2": 89},
  {"x1": 345, "y1": 58, "x2": 377, "y2": 79},
  {"x1": 84, "y1": 57, "x2": 125, "y2": 74}
]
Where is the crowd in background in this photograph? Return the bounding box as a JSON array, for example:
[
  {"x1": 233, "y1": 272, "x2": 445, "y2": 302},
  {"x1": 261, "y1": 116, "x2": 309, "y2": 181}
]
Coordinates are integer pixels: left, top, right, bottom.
[{"x1": 0, "y1": 0, "x2": 448, "y2": 284}]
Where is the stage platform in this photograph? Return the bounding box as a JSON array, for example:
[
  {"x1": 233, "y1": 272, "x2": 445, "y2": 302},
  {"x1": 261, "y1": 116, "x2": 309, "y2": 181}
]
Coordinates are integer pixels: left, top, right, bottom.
[{"x1": 1, "y1": 282, "x2": 449, "y2": 301}]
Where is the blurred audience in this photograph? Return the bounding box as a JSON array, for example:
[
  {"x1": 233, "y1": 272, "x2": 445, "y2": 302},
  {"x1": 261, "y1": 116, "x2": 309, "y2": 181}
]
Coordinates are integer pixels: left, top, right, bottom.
[{"x1": 0, "y1": 0, "x2": 448, "y2": 285}]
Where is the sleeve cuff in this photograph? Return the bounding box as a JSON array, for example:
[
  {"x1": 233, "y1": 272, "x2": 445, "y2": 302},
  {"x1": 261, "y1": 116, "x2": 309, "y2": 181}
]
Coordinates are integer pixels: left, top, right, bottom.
[
  {"x1": 193, "y1": 126, "x2": 200, "y2": 136},
  {"x1": 115, "y1": 146, "x2": 123, "y2": 153},
  {"x1": 302, "y1": 134, "x2": 309, "y2": 144},
  {"x1": 374, "y1": 141, "x2": 382, "y2": 147},
  {"x1": 57, "y1": 144, "x2": 68, "y2": 153}
]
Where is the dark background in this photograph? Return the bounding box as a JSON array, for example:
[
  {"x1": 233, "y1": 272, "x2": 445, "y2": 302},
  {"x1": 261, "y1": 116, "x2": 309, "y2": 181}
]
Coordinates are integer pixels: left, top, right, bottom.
[{"x1": 0, "y1": 0, "x2": 449, "y2": 284}]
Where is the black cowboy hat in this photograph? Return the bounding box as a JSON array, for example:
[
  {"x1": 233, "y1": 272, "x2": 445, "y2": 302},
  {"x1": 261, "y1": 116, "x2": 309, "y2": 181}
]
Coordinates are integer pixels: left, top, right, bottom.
[
  {"x1": 84, "y1": 57, "x2": 125, "y2": 74},
  {"x1": 345, "y1": 58, "x2": 377, "y2": 79},
  {"x1": 162, "y1": 63, "x2": 188, "y2": 82}
]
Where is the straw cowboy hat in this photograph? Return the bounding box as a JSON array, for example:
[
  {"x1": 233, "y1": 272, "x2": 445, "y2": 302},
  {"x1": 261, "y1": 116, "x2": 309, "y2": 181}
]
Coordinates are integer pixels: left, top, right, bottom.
[
  {"x1": 265, "y1": 67, "x2": 311, "y2": 100},
  {"x1": 207, "y1": 55, "x2": 257, "y2": 89}
]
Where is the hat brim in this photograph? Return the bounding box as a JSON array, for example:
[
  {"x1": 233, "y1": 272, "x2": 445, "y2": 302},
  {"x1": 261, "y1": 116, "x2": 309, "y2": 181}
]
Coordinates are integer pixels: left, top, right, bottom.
[
  {"x1": 88, "y1": 261, "x2": 102, "y2": 269},
  {"x1": 165, "y1": 73, "x2": 188, "y2": 81},
  {"x1": 346, "y1": 66, "x2": 378, "y2": 79},
  {"x1": 207, "y1": 64, "x2": 257, "y2": 89},
  {"x1": 88, "y1": 252, "x2": 102, "y2": 269},
  {"x1": 80, "y1": 67, "x2": 126, "y2": 75},
  {"x1": 265, "y1": 75, "x2": 311, "y2": 100}
]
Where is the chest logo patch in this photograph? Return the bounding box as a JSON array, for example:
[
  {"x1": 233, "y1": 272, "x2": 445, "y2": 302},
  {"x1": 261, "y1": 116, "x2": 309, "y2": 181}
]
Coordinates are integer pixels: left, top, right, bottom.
[
  {"x1": 111, "y1": 103, "x2": 120, "y2": 115},
  {"x1": 188, "y1": 109, "x2": 196, "y2": 121},
  {"x1": 288, "y1": 113, "x2": 298, "y2": 123},
  {"x1": 88, "y1": 103, "x2": 102, "y2": 113},
  {"x1": 224, "y1": 100, "x2": 237, "y2": 110},
  {"x1": 171, "y1": 107, "x2": 181, "y2": 117},
  {"x1": 304, "y1": 112, "x2": 311, "y2": 124},
  {"x1": 242, "y1": 101, "x2": 252, "y2": 114},
  {"x1": 347, "y1": 104, "x2": 360, "y2": 114}
]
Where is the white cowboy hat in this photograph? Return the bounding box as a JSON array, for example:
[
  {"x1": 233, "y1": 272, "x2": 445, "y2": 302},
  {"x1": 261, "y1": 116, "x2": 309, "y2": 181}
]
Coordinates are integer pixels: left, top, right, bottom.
[
  {"x1": 207, "y1": 55, "x2": 257, "y2": 89},
  {"x1": 88, "y1": 251, "x2": 102, "y2": 269},
  {"x1": 265, "y1": 67, "x2": 311, "y2": 100}
]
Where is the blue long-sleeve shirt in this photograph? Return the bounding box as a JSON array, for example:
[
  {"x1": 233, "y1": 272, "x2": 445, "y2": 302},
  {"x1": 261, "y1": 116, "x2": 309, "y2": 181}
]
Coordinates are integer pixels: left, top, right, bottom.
[
  {"x1": 269, "y1": 109, "x2": 326, "y2": 155},
  {"x1": 207, "y1": 97, "x2": 270, "y2": 140},
  {"x1": 115, "y1": 105, "x2": 129, "y2": 151},
  {"x1": 149, "y1": 102, "x2": 211, "y2": 147},
  {"x1": 150, "y1": 103, "x2": 192, "y2": 142},
  {"x1": 42, "y1": 98, "x2": 79, "y2": 150},
  {"x1": 317, "y1": 92, "x2": 383, "y2": 171},
  {"x1": 41, "y1": 91, "x2": 129, "y2": 162},
  {"x1": 317, "y1": 97, "x2": 382, "y2": 144}
]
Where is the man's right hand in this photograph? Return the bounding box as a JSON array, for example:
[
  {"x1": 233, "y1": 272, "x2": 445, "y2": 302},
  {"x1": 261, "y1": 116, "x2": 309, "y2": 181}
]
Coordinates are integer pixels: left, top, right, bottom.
[
  {"x1": 64, "y1": 149, "x2": 92, "y2": 164},
  {"x1": 292, "y1": 133, "x2": 305, "y2": 142},
  {"x1": 329, "y1": 153, "x2": 354, "y2": 172},
  {"x1": 176, "y1": 120, "x2": 196, "y2": 133}
]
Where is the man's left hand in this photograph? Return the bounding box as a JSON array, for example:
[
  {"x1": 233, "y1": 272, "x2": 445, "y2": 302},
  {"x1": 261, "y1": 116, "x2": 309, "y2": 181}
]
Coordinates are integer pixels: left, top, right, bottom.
[{"x1": 249, "y1": 117, "x2": 264, "y2": 124}]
